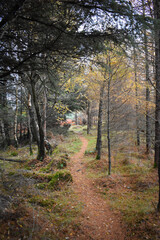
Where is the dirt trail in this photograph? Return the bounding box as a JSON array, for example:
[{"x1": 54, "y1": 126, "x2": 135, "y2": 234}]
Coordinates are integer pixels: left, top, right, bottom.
[{"x1": 69, "y1": 135, "x2": 125, "y2": 240}]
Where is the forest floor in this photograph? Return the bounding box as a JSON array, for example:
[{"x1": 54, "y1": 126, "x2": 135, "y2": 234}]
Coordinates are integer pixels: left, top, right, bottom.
[{"x1": 0, "y1": 127, "x2": 160, "y2": 240}]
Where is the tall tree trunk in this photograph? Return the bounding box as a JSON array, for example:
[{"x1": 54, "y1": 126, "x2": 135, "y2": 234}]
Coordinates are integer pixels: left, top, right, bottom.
[
  {"x1": 43, "y1": 87, "x2": 47, "y2": 139},
  {"x1": 2, "y1": 83, "x2": 10, "y2": 146},
  {"x1": 107, "y1": 56, "x2": 111, "y2": 175},
  {"x1": 153, "y1": 0, "x2": 160, "y2": 211},
  {"x1": 28, "y1": 94, "x2": 40, "y2": 146},
  {"x1": 14, "y1": 87, "x2": 18, "y2": 148},
  {"x1": 145, "y1": 34, "x2": 151, "y2": 154},
  {"x1": 142, "y1": 0, "x2": 151, "y2": 154},
  {"x1": 27, "y1": 110, "x2": 33, "y2": 155},
  {"x1": 31, "y1": 81, "x2": 45, "y2": 160},
  {"x1": 20, "y1": 86, "x2": 23, "y2": 140},
  {"x1": 96, "y1": 80, "x2": 105, "y2": 159},
  {"x1": 87, "y1": 100, "x2": 91, "y2": 134},
  {"x1": 134, "y1": 48, "x2": 140, "y2": 146}
]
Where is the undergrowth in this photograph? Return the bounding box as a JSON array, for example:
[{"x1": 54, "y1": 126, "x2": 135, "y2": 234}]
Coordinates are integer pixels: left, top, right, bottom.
[
  {"x1": 83, "y1": 129, "x2": 158, "y2": 240},
  {"x1": 0, "y1": 132, "x2": 82, "y2": 240}
]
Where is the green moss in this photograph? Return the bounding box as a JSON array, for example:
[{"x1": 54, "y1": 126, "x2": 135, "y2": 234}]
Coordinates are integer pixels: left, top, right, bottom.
[
  {"x1": 40, "y1": 159, "x2": 54, "y2": 173},
  {"x1": 10, "y1": 151, "x2": 18, "y2": 156},
  {"x1": 8, "y1": 171, "x2": 16, "y2": 176},
  {"x1": 57, "y1": 159, "x2": 67, "y2": 169},
  {"x1": 36, "y1": 183, "x2": 47, "y2": 189},
  {"x1": 23, "y1": 172, "x2": 53, "y2": 182},
  {"x1": 48, "y1": 170, "x2": 72, "y2": 189},
  {"x1": 29, "y1": 196, "x2": 55, "y2": 207},
  {"x1": 24, "y1": 166, "x2": 32, "y2": 170}
]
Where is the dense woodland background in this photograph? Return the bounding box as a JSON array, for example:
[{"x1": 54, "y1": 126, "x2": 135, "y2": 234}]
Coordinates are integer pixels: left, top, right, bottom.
[{"x1": 1, "y1": 0, "x2": 160, "y2": 239}]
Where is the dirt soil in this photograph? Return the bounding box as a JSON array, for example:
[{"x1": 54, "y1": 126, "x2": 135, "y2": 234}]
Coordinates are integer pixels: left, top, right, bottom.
[{"x1": 69, "y1": 135, "x2": 126, "y2": 240}]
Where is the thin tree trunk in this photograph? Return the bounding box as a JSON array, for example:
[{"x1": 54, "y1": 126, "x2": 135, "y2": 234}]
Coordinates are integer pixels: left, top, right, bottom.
[
  {"x1": 14, "y1": 87, "x2": 18, "y2": 148},
  {"x1": 145, "y1": 37, "x2": 151, "y2": 154},
  {"x1": 153, "y1": 0, "x2": 160, "y2": 211},
  {"x1": 107, "y1": 56, "x2": 111, "y2": 175},
  {"x1": 20, "y1": 86, "x2": 23, "y2": 140},
  {"x1": 142, "y1": 0, "x2": 151, "y2": 154},
  {"x1": 28, "y1": 94, "x2": 40, "y2": 146},
  {"x1": 96, "y1": 80, "x2": 105, "y2": 159},
  {"x1": 43, "y1": 87, "x2": 47, "y2": 139},
  {"x1": 31, "y1": 81, "x2": 45, "y2": 160},
  {"x1": 87, "y1": 100, "x2": 91, "y2": 134},
  {"x1": 134, "y1": 47, "x2": 140, "y2": 146},
  {"x1": 90, "y1": 105, "x2": 93, "y2": 129},
  {"x1": 3, "y1": 83, "x2": 10, "y2": 146},
  {"x1": 27, "y1": 104, "x2": 33, "y2": 155}
]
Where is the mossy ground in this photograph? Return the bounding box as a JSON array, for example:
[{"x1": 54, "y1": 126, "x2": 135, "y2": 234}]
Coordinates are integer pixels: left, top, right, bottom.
[{"x1": 0, "y1": 132, "x2": 83, "y2": 240}]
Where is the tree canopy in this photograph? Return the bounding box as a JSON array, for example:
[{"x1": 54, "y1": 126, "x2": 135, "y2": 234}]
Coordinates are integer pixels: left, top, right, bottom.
[{"x1": 0, "y1": 0, "x2": 153, "y2": 83}]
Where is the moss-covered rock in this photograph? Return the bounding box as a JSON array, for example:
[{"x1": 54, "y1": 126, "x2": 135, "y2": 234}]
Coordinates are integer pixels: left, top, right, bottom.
[
  {"x1": 48, "y1": 170, "x2": 72, "y2": 189},
  {"x1": 23, "y1": 172, "x2": 53, "y2": 182}
]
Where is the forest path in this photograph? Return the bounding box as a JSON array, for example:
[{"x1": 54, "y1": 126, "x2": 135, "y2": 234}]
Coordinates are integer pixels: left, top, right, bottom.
[{"x1": 69, "y1": 134, "x2": 125, "y2": 240}]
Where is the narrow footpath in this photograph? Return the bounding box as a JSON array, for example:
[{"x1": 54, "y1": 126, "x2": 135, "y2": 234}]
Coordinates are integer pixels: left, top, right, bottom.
[{"x1": 69, "y1": 135, "x2": 125, "y2": 240}]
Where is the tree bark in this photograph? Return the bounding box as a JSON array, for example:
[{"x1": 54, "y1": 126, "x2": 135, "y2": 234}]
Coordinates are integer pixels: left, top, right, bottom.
[
  {"x1": 142, "y1": 0, "x2": 151, "y2": 154},
  {"x1": 28, "y1": 94, "x2": 40, "y2": 146},
  {"x1": 87, "y1": 100, "x2": 91, "y2": 134},
  {"x1": 43, "y1": 87, "x2": 47, "y2": 139},
  {"x1": 134, "y1": 47, "x2": 140, "y2": 146},
  {"x1": 31, "y1": 81, "x2": 45, "y2": 160},
  {"x1": 2, "y1": 83, "x2": 10, "y2": 146},
  {"x1": 153, "y1": 0, "x2": 160, "y2": 211},
  {"x1": 20, "y1": 86, "x2": 23, "y2": 140},
  {"x1": 27, "y1": 107, "x2": 33, "y2": 155},
  {"x1": 14, "y1": 87, "x2": 18, "y2": 148},
  {"x1": 96, "y1": 80, "x2": 105, "y2": 159},
  {"x1": 107, "y1": 56, "x2": 111, "y2": 175}
]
